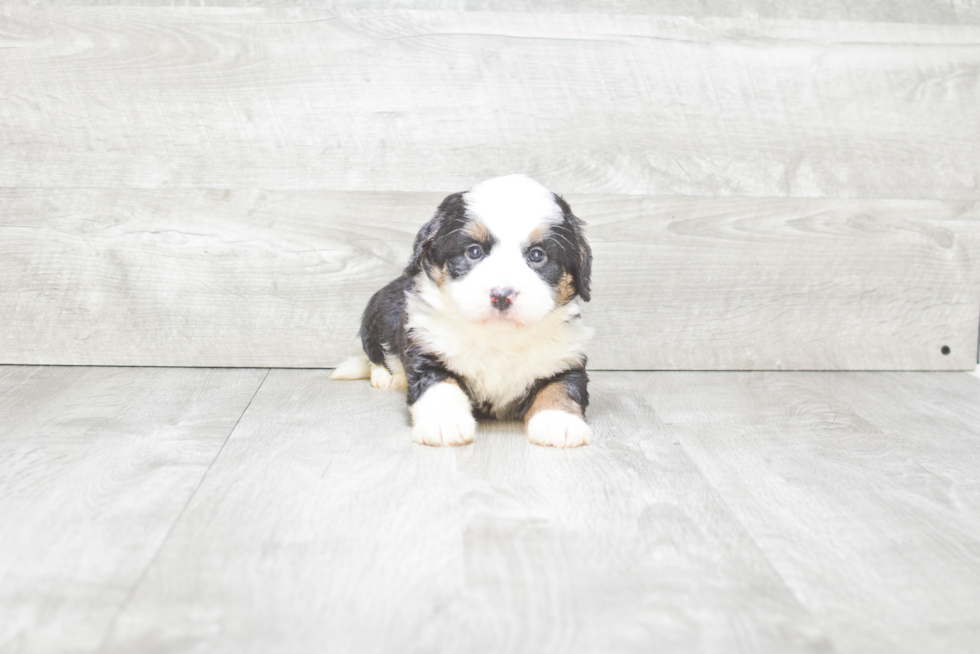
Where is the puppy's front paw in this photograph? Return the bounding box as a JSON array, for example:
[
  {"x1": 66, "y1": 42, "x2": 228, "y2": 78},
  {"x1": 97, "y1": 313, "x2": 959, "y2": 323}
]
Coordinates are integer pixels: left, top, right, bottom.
[
  {"x1": 412, "y1": 414, "x2": 476, "y2": 447},
  {"x1": 526, "y1": 410, "x2": 593, "y2": 448},
  {"x1": 410, "y1": 381, "x2": 476, "y2": 447}
]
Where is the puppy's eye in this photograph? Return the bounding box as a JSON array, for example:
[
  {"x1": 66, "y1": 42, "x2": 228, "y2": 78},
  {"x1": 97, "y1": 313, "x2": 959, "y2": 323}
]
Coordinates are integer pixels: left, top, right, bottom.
[
  {"x1": 527, "y1": 247, "x2": 546, "y2": 263},
  {"x1": 466, "y1": 245, "x2": 484, "y2": 260}
]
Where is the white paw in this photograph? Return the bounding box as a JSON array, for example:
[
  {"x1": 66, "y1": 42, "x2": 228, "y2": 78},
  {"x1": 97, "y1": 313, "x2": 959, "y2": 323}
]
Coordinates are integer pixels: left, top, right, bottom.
[
  {"x1": 526, "y1": 410, "x2": 593, "y2": 448},
  {"x1": 412, "y1": 413, "x2": 477, "y2": 447},
  {"x1": 410, "y1": 381, "x2": 476, "y2": 447},
  {"x1": 370, "y1": 363, "x2": 407, "y2": 390}
]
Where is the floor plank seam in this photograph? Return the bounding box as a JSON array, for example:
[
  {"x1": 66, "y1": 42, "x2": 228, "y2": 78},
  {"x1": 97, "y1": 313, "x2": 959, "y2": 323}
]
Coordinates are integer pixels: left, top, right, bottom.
[
  {"x1": 91, "y1": 368, "x2": 272, "y2": 654},
  {"x1": 666, "y1": 432, "x2": 842, "y2": 651}
]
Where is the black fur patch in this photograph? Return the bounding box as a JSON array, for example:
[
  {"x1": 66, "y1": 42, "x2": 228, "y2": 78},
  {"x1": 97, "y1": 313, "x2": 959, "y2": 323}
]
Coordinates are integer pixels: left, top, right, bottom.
[
  {"x1": 402, "y1": 341, "x2": 459, "y2": 405},
  {"x1": 549, "y1": 194, "x2": 592, "y2": 302},
  {"x1": 429, "y1": 217, "x2": 495, "y2": 281},
  {"x1": 404, "y1": 192, "x2": 501, "y2": 283},
  {"x1": 405, "y1": 193, "x2": 465, "y2": 276},
  {"x1": 358, "y1": 274, "x2": 414, "y2": 369},
  {"x1": 360, "y1": 275, "x2": 459, "y2": 404}
]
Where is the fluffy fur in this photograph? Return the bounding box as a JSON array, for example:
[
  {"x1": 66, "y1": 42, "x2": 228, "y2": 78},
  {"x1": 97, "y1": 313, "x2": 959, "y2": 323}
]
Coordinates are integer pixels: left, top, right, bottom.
[{"x1": 331, "y1": 174, "x2": 594, "y2": 448}]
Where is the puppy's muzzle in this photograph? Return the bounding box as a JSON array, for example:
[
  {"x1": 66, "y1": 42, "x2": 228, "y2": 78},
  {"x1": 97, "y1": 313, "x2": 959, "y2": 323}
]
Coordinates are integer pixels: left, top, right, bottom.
[{"x1": 489, "y1": 287, "x2": 517, "y2": 311}]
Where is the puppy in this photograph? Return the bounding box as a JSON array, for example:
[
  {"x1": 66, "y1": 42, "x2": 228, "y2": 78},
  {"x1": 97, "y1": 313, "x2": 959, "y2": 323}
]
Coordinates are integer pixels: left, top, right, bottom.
[{"x1": 332, "y1": 174, "x2": 593, "y2": 448}]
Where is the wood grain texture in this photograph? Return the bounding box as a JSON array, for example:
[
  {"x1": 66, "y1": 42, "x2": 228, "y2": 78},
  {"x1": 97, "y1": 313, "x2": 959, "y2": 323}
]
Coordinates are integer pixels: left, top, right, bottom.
[
  {"x1": 1, "y1": 188, "x2": 977, "y2": 370},
  {"x1": 0, "y1": 365, "x2": 267, "y2": 654},
  {"x1": 3, "y1": 367, "x2": 979, "y2": 652},
  {"x1": 582, "y1": 194, "x2": 980, "y2": 371},
  {"x1": 4, "y1": 1, "x2": 980, "y2": 25},
  {"x1": 1, "y1": 8, "x2": 979, "y2": 198},
  {"x1": 99, "y1": 369, "x2": 472, "y2": 654},
  {"x1": 99, "y1": 369, "x2": 832, "y2": 653},
  {"x1": 644, "y1": 371, "x2": 980, "y2": 653}
]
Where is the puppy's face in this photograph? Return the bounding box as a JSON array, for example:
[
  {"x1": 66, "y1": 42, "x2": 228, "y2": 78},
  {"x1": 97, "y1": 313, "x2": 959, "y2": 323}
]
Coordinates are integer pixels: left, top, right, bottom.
[{"x1": 406, "y1": 175, "x2": 591, "y2": 326}]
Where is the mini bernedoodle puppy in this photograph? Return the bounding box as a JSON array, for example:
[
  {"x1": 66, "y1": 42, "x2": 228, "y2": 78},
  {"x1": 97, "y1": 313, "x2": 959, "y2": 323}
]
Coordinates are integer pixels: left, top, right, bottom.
[{"x1": 332, "y1": 174, "x2": 593, "y2": 448}]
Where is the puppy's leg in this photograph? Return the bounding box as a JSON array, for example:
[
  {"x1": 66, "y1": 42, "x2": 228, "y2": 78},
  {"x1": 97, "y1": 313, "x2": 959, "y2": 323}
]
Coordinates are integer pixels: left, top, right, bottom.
[
  {"x1": 410, "y1": 379, "x2": 476, "y2": 447},
  {"x1": 403, "y1": 344, "x2": 475, "y2": 446},
  {"x1": 524, "y1": 371, "x2": 592, "y2": 448}
]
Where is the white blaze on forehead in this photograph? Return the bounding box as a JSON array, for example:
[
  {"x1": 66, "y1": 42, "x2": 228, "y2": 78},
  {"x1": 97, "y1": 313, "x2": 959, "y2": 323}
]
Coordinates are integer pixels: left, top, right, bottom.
[
  {"x1": 447, "y1": 174, "x2": 562, "y2": 327},
  {"x1": 463, "y1": 174, "x2": 562, "y2": 243}
]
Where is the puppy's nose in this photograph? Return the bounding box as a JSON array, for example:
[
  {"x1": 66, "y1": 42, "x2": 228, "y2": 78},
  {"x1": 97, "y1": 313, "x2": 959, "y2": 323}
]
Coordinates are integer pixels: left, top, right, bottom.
[{"x1": 489, "y1": 287, "x2": 516, "y2": 311}]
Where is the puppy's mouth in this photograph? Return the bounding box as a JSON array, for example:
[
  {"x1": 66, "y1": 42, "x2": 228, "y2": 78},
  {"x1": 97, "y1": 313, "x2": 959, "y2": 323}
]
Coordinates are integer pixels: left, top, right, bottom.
[
  {"x1": 476, "y1": 308, "x2": 531, "y2": 328},
  {"x1": 477, "y1": 313, "x2": 528, "y2": 329}
]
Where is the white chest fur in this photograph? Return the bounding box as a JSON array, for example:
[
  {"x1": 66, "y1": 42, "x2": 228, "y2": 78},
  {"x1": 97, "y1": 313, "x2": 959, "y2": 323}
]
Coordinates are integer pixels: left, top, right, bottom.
[{"x1": 406, "y1": 277, "x2": 591, "y2": 412}]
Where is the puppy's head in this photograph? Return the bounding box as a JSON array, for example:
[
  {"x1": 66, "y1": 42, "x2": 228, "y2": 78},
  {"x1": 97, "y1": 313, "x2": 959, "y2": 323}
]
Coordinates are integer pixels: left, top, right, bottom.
[{"x1": 406, "y1": 174, "x2": 591, "y2": 326}]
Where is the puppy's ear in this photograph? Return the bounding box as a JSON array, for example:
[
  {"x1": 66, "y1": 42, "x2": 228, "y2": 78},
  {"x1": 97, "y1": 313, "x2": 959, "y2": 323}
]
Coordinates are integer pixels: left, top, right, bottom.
[
  {"x1": 405, "y1": 192, "x2": 465, "y2": 276},
  {"x1": 574, "y1": 231, "x2": 593, "y2": 302},
  {"x1": 554, "y1": 195, "x2": 593, "y2": 302}
]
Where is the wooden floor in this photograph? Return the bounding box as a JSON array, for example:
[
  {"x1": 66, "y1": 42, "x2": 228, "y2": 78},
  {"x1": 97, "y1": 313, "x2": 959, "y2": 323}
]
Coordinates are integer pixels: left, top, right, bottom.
[{"x1": 2, "y1": 366, "x2": 979, "y2": 654}]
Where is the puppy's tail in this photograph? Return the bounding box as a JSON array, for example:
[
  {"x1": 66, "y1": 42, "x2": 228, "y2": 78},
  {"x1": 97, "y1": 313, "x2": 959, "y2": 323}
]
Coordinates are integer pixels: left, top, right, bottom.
[{"x1": 330, "y1": 353, "x2": 372, "y2": 380}]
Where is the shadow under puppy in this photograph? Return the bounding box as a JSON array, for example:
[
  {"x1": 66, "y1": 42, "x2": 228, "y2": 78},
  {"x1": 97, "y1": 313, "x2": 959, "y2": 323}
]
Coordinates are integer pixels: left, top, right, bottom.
[{"x1": 332, "y1": 174, "x2": 593, "y2": 448}]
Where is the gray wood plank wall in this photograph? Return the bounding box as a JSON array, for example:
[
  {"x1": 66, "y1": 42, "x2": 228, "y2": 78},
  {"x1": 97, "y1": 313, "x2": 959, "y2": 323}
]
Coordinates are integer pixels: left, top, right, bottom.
[
  {"x1": 2, "y1": 190, "x2": 978, "y2": 369},
  {"x1": 5, "y1": 1, "x2": 980, "y2": 24},
  {"x1": 1, "y1": 6, "x2": 978, "y2": 369}
]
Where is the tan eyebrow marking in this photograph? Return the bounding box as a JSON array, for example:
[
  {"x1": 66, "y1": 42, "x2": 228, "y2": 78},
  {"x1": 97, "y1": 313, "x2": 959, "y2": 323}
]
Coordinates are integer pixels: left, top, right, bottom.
[
  {"x1": 463, "y1": 219, "x2": 491, "y2": 242},
  {"x1": 527, "y1": 224, "x2": 550, "y2": 243}
]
